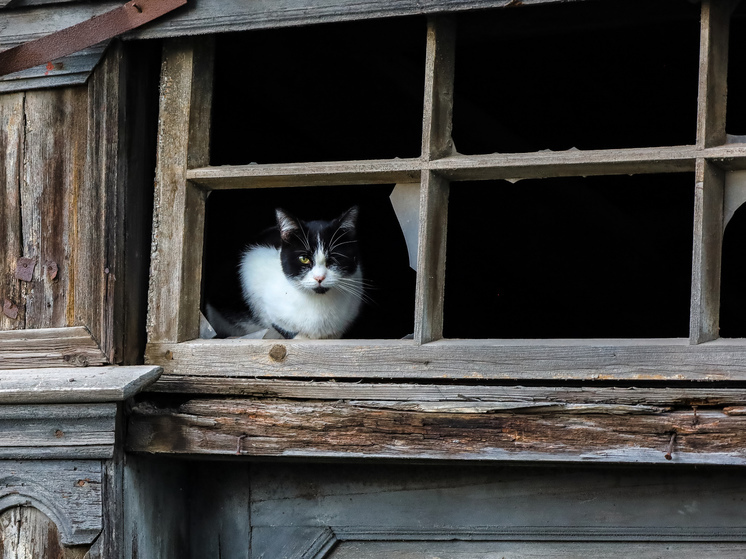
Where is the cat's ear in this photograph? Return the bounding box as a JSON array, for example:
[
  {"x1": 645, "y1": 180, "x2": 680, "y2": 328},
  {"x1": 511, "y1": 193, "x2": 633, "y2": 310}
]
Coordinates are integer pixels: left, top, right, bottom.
[
  {"x1": 338, "y1": 205, "x2": 359, "y2": 230},
  {"x1": 276, "y1": 208, "x2": 300, "y2": 242}
]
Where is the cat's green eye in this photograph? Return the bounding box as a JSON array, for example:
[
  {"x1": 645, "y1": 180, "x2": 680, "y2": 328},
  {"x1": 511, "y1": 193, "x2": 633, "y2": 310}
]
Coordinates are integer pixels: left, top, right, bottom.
[{"x1": 298, "y1": 255, "x2": 311, "y2": 265}]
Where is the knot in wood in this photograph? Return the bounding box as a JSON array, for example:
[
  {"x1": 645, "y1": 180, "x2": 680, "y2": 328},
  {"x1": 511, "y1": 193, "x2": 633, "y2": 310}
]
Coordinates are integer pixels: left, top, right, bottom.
[
  {"x1": 165, "y1": 350, "x2": 174, "y2": 360},
  {"x1": 269, "y1": 344, "x2": 287, "y2": 362}
]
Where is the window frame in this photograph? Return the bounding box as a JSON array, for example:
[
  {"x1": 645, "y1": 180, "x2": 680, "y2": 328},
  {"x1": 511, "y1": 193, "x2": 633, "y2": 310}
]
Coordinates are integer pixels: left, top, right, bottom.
[{"x1": 145, "y1": 2, "x2": 746, "y2": 385}]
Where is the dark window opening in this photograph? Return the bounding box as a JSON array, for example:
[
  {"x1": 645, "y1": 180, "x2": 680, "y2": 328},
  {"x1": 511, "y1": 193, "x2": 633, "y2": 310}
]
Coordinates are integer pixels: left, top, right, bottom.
[
  {"x1": 202, "y1": 185, "x2": 416, "y2": 339},
  {"x1": 727, "y1": 7, "x2": 746, "y2": 138},
  {"x1": 210, "y1": 18, "x2": 426, "y2": 166},
  {"x1": 719, "y1": 203, "x2": 746, "y2": 338},
  {"x1": 444, "y1": 174, "x2": 694, "y2": 339},
  {"x1": 452, "y1": 0, "x2": 700, "y2": 155}
]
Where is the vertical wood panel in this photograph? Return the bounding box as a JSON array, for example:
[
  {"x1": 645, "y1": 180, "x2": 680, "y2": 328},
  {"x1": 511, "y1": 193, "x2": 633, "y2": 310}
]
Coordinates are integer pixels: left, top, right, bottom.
[
  {"x1": 696, "y1": 0, "x2": 737, "y2": 148},
  {"x1": 22, "y1": 88, "x2": 87, "y2": 329},
  {"x1": 414, "y1": 170, "x2": 449, "y2": 344},
  {"x1": 0, "y1": 506, "x2": 89, "y2": 559},
  {"x1": 147, "y1": 37, "x2": 214, "y2": 343},
  {"x1": 690, "y1": 158, "x2": 724, "y2": 344},
  {"x1": 0, "y1": 93, "x2": 25, "y2": 330},
  {"x1": 421, "y1": 16, "x2": 456, "y2": 160}
]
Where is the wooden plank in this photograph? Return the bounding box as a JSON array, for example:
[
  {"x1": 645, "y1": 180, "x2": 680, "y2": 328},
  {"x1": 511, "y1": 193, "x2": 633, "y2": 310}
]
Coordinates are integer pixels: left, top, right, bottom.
[
  {"x1": 147, "y1": 378, "x2": 746, "y2": 406},
  {"x1": 0, "y1": 2, "x2": 119, "y2": 45},
  {"x1": 0, "y1": 92, "x2": 24, "y2": 330},
  {"x1": 0, "y1": 506, "x2": 90, "y2": 559},
  {"x1": 0, "y1": 44, "x2": 108, "y2": 94},
  {"x1": 431, "y1": 145, "x2": 698, "y2": 181},
  {"x1": 696, "y1": 0, "x2": 738, "y2": 149},
  {"x1": 422, "y1": 17, "x2": 455, "y2": 160},
  {"x1": 0, "y1": 403, "x2": 116, "y2": 460},
  {"x1": 414, "y1": 171, "x2": 449, "y2": 343},
  {"x1": 690, "y1": 159, "x2": 724, "y2": 344},
  {"x1": 705, "y1": 145, "x2": 746, "y2": 170},
  {"x1": 126, "y1": 0, "x2": 573, "y2": 40},
  {"x1": 0, "y1": 460, "x2": 102, "y2": 546},
  {"x1": 0, "y1": 326, "x2": 108, "y2": 369},
  {"x1": 78, "y1": 43, "x2": 125, "y2": 363},
  {"x1": 0, "y1": 365, "x2": 161, "y2": 403},
  {"x1": 127, "y1": 396, "x2": 746, "y2": 464},
  {"x1": 21, "y1": 87, "x2": 87, "y2": 329},
  {"x1": 147, "y1": 37, "x2": 213, "y2": 344},
  {"x1": 186, "y1": 159, "x2": 422, "y2": 190},
  {"x1": 145, "y1": 338, "x2": 746, "y2": 382}
]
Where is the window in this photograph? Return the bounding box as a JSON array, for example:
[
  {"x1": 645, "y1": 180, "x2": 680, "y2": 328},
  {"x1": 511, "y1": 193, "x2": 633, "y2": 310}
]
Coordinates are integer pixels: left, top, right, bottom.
[{"x1": 145, "y1": 0, "x2": 746, "y2": 384}]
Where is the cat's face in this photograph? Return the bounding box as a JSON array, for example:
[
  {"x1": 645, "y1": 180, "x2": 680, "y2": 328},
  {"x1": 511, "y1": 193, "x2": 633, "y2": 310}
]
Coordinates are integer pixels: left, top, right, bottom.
[{"x1": 276, "y1": 206, "x2": 360, "y2": 294}]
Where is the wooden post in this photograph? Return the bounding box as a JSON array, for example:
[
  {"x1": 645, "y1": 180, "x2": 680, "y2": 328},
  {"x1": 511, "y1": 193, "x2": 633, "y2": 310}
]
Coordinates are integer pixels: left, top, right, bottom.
[
  {"x1": 147, "y1": 37, "x2": 214, "y2": 344},
  {"x1": 690, "y1": 158, "x2": 725, "y2": 344},
  {"x1": 415, "y1": 17, "x2": 455, "y2": 344}
]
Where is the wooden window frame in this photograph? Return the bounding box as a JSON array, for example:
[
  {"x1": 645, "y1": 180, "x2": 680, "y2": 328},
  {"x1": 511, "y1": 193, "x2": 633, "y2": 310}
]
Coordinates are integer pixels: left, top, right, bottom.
[{"x1": 145, "y1": 1, "x2": 746, "y2": 386}]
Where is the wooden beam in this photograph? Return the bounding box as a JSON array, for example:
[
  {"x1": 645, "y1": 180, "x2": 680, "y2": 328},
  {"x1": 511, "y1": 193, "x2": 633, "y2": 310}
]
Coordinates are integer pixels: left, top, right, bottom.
[
  {"x1": 146, "y1": 338, "x2": 746, "y2": 382},
  {"x1": 422, "y1": 16, "x2": 456, "y2": 161},
  {"x1": 0, "y1": 365, "x2": 161, "y2": 404},
  {"x1": 431, "y1": 146, "x2": 698, "y2": 181},
  {"x1": 690, "y1": 158, "x2": 725, "y2": 344},
  {"x1": 127, "y1": 395, "x2": 746, "y2": 464},
  {"x1": 186, "y1": 159, "x2": 422, "y2": 190},
  {"x1": 147, "y1": 37, "x2": 213, "y2": 343},
  {"x1": 696, "y1": 0, "x2": 738, "y2": 149},
  {"x1": 0, "y1": 326, "x2": 108, "y2": 369}
]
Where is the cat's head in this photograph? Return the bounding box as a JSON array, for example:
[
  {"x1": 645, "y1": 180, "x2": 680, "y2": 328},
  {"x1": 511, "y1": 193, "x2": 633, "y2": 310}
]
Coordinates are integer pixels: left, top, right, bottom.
[{"x1": 276, "y1": 206, "x2": 361, "y2": 294}]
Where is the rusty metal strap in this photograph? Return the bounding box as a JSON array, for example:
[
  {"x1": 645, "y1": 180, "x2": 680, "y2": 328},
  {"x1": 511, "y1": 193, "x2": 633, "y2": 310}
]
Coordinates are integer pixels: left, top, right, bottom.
[{"x1": 0, "y1": 0, "x2": 186, "y2": 78}]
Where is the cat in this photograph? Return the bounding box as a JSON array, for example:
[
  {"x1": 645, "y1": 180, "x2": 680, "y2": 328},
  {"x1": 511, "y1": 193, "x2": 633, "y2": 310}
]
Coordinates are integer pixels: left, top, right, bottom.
[{"x1": 208, "y1": 206, "x2": 364, "y2": 339}]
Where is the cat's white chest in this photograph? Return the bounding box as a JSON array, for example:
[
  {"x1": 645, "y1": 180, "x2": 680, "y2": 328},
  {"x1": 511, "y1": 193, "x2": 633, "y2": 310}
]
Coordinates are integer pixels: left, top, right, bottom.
[{"x1": 239, "y1": 245, "x2": 362, "y2": 338}]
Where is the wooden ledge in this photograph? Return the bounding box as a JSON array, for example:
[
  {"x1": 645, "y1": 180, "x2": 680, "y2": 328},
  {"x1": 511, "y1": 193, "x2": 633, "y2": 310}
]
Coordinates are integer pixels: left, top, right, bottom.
[
  {"x1": 0, "y1": 326, "x2": 109, "y2": 369},
  {"x1": 0, "y1": 365, "x2": 162, "y2": 404}
]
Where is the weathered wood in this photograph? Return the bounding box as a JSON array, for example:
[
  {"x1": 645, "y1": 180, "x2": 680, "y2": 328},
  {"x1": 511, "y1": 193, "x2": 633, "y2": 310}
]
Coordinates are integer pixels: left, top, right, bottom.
[
  {"x1": 147, "y1": 37, "x2": 213, "y2": 344},
  {"x1": 21, "y1": 87, "x2": 87, "y2": 329},
  {"x1": 0, "y1": 365, "x2": 161, "y2": 404},
  {"x1": 330, "y1": 542, "x2": 746, "y2": 558},
  {"x1": 696, "y1": 0, "x2": 738, "y2": 149},
  {"x1": 0, "y1": 460, "x2": 102, "y2": 546},
  {"x1": 147, "y1": 378, "x2": 746, "y2": 406},
  {"x1": 0, "y1": 326, "x2": 108, "y2": 369},
  {"x1": 703, "y1": 144, "x2": 746, "y2": 169},
  {"x1": 0, "y1": 403, "x2": 116, "y2": 460},
  {"x1": 0, "y1": 506, "x2": 90, "y2": 559},
  {"x1": 145, "y1": 338, "x2": 746, "y2": 381},
  {"x1": 422, "y1": 17, "x2": 455, "y2": 160},
  {"x1": 414, "y1": 171, "x2": 449, "y2": 344},
  {"x1": 186, "y1": 159, "x2": 422, "y2": 190},
  {"x1": 0, "y1": 45, "x2": 108, "y2": 94},
  {"x1": 127, "y1": 396, "x2": 746, "y2": 464},
  {"x1": 126, "y1": 0, "x2": 574, "y2": 39},
  {"x1": 690, "y1": 159, "x2": 724, "y2": 344},
  {"x1": 431, "y1": 145, "x2": 698, "y2": 180},
  {"x1": 0, "y1": 92, "x2": 24, "y2": 330}
]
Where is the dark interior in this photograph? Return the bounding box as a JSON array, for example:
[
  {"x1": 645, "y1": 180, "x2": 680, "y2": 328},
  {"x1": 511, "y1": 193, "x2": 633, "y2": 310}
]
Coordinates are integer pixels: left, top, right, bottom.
[
  {"x1": 444, "y1": 174, "x2": 695, "y2": 339},
  {"x1": 202, "y1": 185, "x2": 416, "y2": 339},
  {"x1": 210, "y1": 17, "x2": 426, "y2": 165},
  {"x1": 452, "y1": 0, "x2": 701, "y2": 155},
  {"x1": 719, "y1": 202, "x2": 746, "y2": 338},
  {"x1": 727, "y1": 6, "x2": 746, "y2": 137}
]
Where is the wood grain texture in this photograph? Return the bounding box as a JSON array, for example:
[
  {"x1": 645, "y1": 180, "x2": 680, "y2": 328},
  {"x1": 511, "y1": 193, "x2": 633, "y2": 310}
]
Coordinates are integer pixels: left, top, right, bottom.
[
  {"x1": 0, "y1": 365, "x2": 161, "y2": 404},
  {"x1": 0, "y1": 506, "x2": 89, "y2": 559},
  {"x1": 126, "y1": 0, "x2": 573, "y2": 39},
  {"x1": 0, "y1": 92, "x2": 24, "y2": 330},
  {"x1": 0, "y1": 460, "x2": 102, "y2": 546},
  {"x1": 0, "y1": 326, "x2": 107, "y2": 369},
  {"x1": 145, "y1": 338, "x2": 746, "y2": 381},
  {"x1": 127, "y1": 396, "x2": 746, "y2": 464},
  {"x1": 21, "y1": 88, "x2": 86, "y2": 330},
  {"x1": 414, "y1": 171, "x2": 449, "y2": 343},
  {"x1": 690, "y1": 158, "x2": 724, "y2": 344},
  {"x1": 147, "y1": 37, "x2": 213, "y2": 344},
  {"x1": 0, "y1": 403, "x2": 116, "y2": 460},
  {"x1": 422, "y1": 17, "x2": 455, "y2": 160},
  {"x1": 696, "y1": 0, "x2": 738, "y2": 149},
  {"x1": 186, "y1": 159, "x2": 422, "y2": 190}
]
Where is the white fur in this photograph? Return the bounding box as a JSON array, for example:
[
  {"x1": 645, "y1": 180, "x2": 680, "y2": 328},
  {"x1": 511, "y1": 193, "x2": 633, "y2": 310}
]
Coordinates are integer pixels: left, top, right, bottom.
[{"x1": 239, "y1": 245, "x2": 363, "y2": 339}]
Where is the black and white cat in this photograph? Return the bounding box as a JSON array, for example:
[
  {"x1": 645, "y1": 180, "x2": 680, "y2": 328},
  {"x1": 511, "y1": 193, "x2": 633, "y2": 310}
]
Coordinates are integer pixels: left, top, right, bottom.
[{"x1": 209, "y1": 206, "x2": 364, "y2": 339}]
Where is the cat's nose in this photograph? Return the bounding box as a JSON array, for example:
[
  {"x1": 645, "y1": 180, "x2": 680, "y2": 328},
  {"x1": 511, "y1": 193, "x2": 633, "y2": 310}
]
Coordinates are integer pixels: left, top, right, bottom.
[{"x1": 313, "y1": 274, "x2": 326, "y2": 284}]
